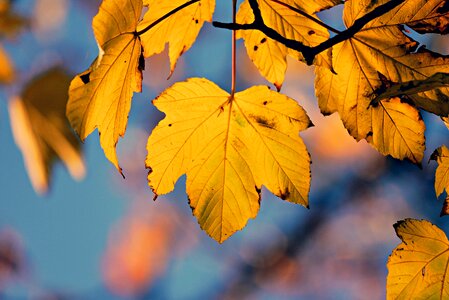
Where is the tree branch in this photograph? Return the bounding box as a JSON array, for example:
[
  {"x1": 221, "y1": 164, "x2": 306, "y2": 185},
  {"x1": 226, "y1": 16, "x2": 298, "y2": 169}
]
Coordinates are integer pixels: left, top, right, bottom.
[{"x1": 213, "y1": 0, "x2": 405, "y2": 65}]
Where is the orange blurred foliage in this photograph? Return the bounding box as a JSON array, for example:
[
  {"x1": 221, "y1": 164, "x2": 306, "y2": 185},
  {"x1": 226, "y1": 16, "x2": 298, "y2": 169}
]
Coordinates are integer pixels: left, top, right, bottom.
[{"x1": 102, "y1": 212, "x2": 175, "y2": 296}]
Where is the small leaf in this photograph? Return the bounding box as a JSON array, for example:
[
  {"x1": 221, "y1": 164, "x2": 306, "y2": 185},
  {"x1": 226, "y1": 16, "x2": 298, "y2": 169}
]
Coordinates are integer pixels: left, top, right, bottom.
[
  {"x1": 387, "y1": 219, "x2": 449, "y2": 299},
  {"x1": 67, "y1": 0, "x2": 143, "y2": 174},
  {"x1": 138, "y1": 0, "x2": 215, "y2": 75},
  {"x1": 431, "y1": 145, "x2": 449, "y2": 216},
  {"x1": 9, "y1": 67, "x2": 85, "y2": 195},
  {"x1": 146, "y1": 78, "x2": 311, "y2": 242}
]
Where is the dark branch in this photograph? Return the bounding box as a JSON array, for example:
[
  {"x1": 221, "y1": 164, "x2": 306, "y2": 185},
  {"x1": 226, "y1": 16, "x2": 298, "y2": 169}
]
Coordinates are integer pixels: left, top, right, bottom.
[
  {"x1": 213, "y1": 0, "x2": 405, "y2": 65},
  {"x1": 135, "y1": 0, "x2": 200, "y2": 36}
]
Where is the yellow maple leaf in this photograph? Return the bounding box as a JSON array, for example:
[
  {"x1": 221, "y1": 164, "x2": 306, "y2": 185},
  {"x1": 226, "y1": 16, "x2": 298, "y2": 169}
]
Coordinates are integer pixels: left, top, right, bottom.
[
  {"x1": 67, "y1": 0, "x2": 143, "y2": 175},
  {"x1": 315, "y1": 0, "x2": 449, "y2": 164},
  {"x1": 146, "y1": 78, "x2": 311, "y2": 242},
  {"x1": 387, "y1": 219, "x2": 449, "y2": 299},
  {"x1": 137, "y1": 0, "x2": 215, "y2": 75},
  {"x1": 236, "y1": 0, "x2": 341, "y2": 89},
  {"x1": 9, "y1": 68, "x2": 85, "y2": 195},
  {"x1": 431, "y1": 145, "x2": 449, "y2": 216},
  {"x1": 0, "y1": 44, "x2": 13, "y2": 84}
]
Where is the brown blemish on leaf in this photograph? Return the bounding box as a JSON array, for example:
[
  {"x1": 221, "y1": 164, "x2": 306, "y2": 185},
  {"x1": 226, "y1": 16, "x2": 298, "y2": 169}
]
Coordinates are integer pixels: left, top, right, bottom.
[
  {"x1": 139, "y1": 51, "x2": 145, "y2": 71},
  {"x1": 260, "y1": 38, "x2": 267, "y2": 43},
  {"x1": 308, "y1": 30, "x2": 315, "y2": 35},
  {"x1": 80, "y1": 72, "x2": 90, "y2": 84},
  {"x1": 250, "y1": 114, "x2": 276, "y2": 129},
  {"x1": 279, "y1": 187, "x2": 290, "y2": 200},
  {"x1": 254, "y1": 45, "x2": 258, "y2": 51}
]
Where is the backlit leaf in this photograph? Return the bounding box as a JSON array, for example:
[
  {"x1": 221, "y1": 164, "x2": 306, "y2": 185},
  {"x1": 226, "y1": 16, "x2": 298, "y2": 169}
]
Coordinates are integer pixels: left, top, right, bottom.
[
  {"x1": 67, "y1": 0, "x2": 143, "y2": 174},
  {"x1": 9, "y1": 68, "x2": 85, "y2": 195},
  {"x1": 387, "y1": 219, "x2": 449, "y2": 299},
  {"x1": 0, "y1": 44, "x2": 13, "y2": 84},
  {"x1": 146, "y1": 78, "x2": 311, "y2": 242},
  {"x1": 138, "y1": 0, "x2": 215, "y2": 75},
  {"x1": 431, "y1": 145, "x2": 449, "y2": 216},
  {"x1": 236, "y1": 0, "x2": 341, "y2": 89},
  {"x1": 315, "y1": 0, "x2": 449, "y2": 164}
]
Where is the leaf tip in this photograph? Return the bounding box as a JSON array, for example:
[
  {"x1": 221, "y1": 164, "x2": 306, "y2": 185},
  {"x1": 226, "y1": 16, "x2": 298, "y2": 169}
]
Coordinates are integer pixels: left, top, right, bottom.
[{"x1": 274, "y1": 83, "x2": 282, "y2": 92}]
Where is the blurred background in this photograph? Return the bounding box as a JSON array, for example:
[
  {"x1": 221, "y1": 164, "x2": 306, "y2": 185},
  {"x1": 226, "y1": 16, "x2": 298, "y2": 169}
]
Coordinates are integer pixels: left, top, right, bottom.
[{"x1": 1, "y1": 0, "x2": 449, "y2": 299}]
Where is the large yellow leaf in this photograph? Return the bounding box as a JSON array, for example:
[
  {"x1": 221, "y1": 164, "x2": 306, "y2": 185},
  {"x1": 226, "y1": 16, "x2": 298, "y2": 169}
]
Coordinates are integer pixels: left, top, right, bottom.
[
  {"x1": 67, "y1": 0, "x2": 143, "y2": 174},
  {"x1": 138, "y1": 0, "x2": 215, "y2": 75},
  {"x1": 146, "y1": 78, "x2": 311, "y2": 242},
  {"x1": 387, "y1": 219, "x2": 449, "y2": 299},
  {"x1": 9, "y1": 68, "x2": 85, "y2": 195},
  {"x1": 431, "y1": 145, "x2": 449, "y2": 216},
  {"x1": 0, "y1": 44, "x2": 13, "y2": 84},
  {"x1": 315, "y1": 0, "x2": 449, "y2": 164},
  {"x1": 236, "y1": 0, "x2": 341, "y2": 89}
]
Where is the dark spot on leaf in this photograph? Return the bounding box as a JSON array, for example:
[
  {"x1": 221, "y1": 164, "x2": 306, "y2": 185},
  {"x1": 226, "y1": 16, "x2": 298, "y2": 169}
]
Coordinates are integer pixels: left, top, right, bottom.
[
  {"x1": 279, "y1": 188, "x2": 290, "y2": 200},
  {"x1": 80, "y1": 72, "x2": 90, "y2": 84},
  {"x1": 250, "y1": 115, "x2": 276, "y2": 129},
  {"x1": 308, "y1": 30, "x2": 315, "y2": 35},
  {"x1": 398, "y1": 95, "x2": 414, "y2": 106},
  {"x1": 366, "y1": 131, "x2": 373, "y2": 138},
  {"x1": 255, "y1": 185, "x2": 261, "y2": 193},
  {"x1": 187, "y1": 197, "x2": 195, "y2": 216},
  {"x1": 195, "y1": 19, "x2": 199, "y2": 24},
  {"x1": 168, "y1": 124, "x2": 172, "y2": 127},
  {"x1": 254, "y1": 45, "x2": 258, "y2": 51},
  {"x1": 260, "y1": 38, "x2": 267, "y2": 43},
  {"x1": 263, "y1": 101, "x2": 268, "y2": 105},
  {"x1": 139, "y1": 51, "x2": 145, "y2": 71}
]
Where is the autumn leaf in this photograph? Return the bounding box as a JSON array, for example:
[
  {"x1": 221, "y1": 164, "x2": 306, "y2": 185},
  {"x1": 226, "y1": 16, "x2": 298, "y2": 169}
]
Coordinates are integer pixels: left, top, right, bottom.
[
  {"x1": 9, "y1": 67, "x2": 85, "y2": 195},
  {"x1": 387, "y1": 219, "x2": 449, "y2": 299},
  {"x1": 137, "y1": 0, "x2": 215, "y2": 75},
  {"x1": 431, "y1": 146, "x2": 449, "y2": 216},
  {"x1": 315, "y1": 0, "x2": 449, "y2": 164},
  {"x1": 0, "y1": 44, "x2": 13, "y2": 84},
  {"x1": 146, "y1": 78, "x2": 311, "y2": 242},
  {"x1": 236, "y1": 0, "x2": 341, "y2": 89},
  {"x1": 67, "y1": 0, "x2": 143, "y2": 175}
]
